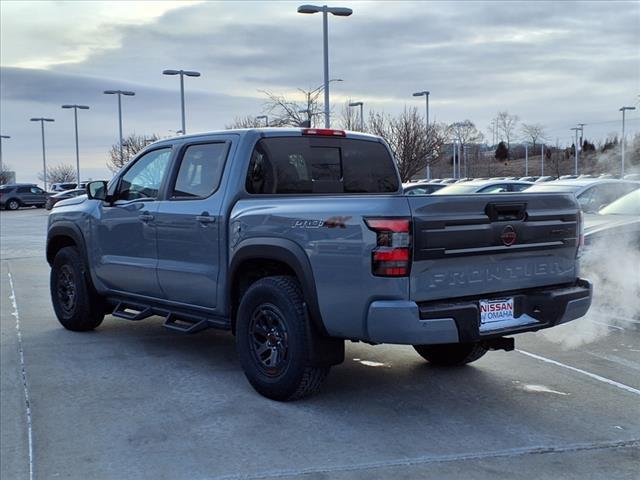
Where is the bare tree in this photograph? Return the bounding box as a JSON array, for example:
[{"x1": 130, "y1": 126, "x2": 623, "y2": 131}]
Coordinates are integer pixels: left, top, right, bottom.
[
  {"x1": 107, "y1": 133, "x2": 159, "y2": 173},
  {"x1": 339, "y1": 99, "x2": 361, "y2": 131},
  {"x1": 38, "y1": 163, "x2": 76, "y2": 184},
  {"x1": 447, "y1": 120, "x2": 484, "y2": 178},
  {"x1": 259, "y1": 87, "x2": 324, "y2": 127},
  {"x1": 225, "y1": 116, "x2": 266, "y2": 129},
  {"x1": 520, "y1": 123, "x2": 547, "y2": 151},
  {"x1": 0, "y1": 163, "x2": 15, "y2": 184},
  {"x1": 496, "y1": 111, "x2": 519, "y2": 149},
  {"x1": 448, "y1": 120, "x2": 483, "y2": 146},
  {"x1": 367, "y1": 107, "x2": 447, "y2": 182}
]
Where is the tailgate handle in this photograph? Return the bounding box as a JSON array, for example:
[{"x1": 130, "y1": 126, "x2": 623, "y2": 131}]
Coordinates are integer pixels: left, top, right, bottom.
[{"x1": 485, "y1": 203, "x2": 526, "y2": 222}]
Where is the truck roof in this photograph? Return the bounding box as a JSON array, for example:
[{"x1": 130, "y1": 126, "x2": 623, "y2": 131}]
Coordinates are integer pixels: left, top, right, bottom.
[{"x1": 150, "y1": 127, "x2": 383, "y2": 148}]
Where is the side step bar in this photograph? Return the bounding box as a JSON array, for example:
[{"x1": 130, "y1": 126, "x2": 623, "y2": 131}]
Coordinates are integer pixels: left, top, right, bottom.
[
  {"x1": 111, "y1": 302, "x2": 153, "y2": 321},
  {"x1": 108, "y1": 299, "x2": 230, "y2": 334},
  {"x1": 163, "y1": 313, "x2": 209, "y2": 334}
]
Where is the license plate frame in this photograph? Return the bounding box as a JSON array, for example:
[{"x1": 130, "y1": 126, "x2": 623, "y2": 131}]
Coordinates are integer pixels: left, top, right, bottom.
[{"x1": 479, "y1": 297, "x2": 515, "y2": 326}]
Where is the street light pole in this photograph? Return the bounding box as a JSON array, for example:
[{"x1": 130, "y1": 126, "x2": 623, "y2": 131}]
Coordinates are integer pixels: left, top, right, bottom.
[
  {"x1": 620, "y1": 106, "x2": 636, "y2": 176},
  {"x1": 541, "y1": 143, "x2": 544, "y2": 176},
  {"x1": 452, "y1": 140, "x2": 456, "y2": 178},
  {"x1": 61, "y1": 104, "x2": 90, "y2": 184},
  {"x1": 524, "y1": 142, "x2": 528, "y2": 176},
  {"x1": 298, "y1": 4, "x2": 353, "y2": 128},
  {"x1": 0, "y1": 135, "x2": 10, "y2": 172},
  {"x1": 162, "y1": 69, "x2": 201, "y2": 134},
  {"x1": 348, "y1": 101, "x2": 363, "y2": 131},
  {"x1": 30, "y1": 118, "x2": 55, "y2": 190},
  {"x1": 413, "y1": 90, "x2": 430, "y2": 179},
  {"x1": 577, "y1": 123, "x2": 585, "y2": 148},
  {"x1": 570, "y1": 127, "x2": 580, "y2": 175},
  {"x1": 104, "y1": 90, "x2": 135, "y2": 165}
]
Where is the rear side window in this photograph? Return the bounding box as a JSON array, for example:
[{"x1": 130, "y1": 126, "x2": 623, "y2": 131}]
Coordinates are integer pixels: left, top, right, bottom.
[
  {"x1": 17, "y1": 186, "x2": 31, "y2": 193},
  {"x1": 245, "y1": 137, "x2": 399, "y2": 194},
  {"x1": 172, "y1": 142, "x2": 229, "y2": 198}
]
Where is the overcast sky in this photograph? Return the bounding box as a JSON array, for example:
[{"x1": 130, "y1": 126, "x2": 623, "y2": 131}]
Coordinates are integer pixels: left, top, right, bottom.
[{"x1": 1, "y1": 0, "x2": 639, "y2": 184}]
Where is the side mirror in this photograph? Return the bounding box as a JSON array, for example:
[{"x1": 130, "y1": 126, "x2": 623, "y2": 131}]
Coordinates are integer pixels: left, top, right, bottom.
[{"x1": 86, "y1": 181, "x2": 108, "y2": 201}]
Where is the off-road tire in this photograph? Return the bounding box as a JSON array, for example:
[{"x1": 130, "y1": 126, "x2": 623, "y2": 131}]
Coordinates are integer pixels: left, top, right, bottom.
[
  {"x1": 50, "y1": 246, "x2": 106, "y2": 331},
  {"x1": 6, "y1": 199, "x2": 20, "y2": 211},
  {"x1": 413, "y1": 342, "x2": 488, "y2": 366},
  {"x1": 236, "y1": 275, "x2": 330, "y2": 401}
]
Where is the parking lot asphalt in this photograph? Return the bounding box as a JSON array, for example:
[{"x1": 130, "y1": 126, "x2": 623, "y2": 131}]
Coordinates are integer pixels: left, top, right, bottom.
[{"x1": 1, "y1": 208, "x2": 639, "y2": 480}]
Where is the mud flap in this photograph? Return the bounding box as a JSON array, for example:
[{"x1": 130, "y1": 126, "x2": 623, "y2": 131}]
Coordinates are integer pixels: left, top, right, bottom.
[{"x1": 304, "y1": 305, "x2": 344, "y2": 367}]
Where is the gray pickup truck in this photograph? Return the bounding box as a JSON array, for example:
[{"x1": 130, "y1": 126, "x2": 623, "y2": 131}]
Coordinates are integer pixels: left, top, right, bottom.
[{"x1": 46, "y1": 128, "x2": 592, "y2": 400}]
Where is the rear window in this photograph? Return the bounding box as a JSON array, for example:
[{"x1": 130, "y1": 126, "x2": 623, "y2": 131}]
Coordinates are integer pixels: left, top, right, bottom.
[{"x1": 245, "y1": 137, "x2": 399, "y2": 194}]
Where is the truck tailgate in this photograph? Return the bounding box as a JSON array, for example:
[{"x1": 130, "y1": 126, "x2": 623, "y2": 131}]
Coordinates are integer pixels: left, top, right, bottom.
[{"x1": 408, "y1": 193, "x2": 580, "y2": 302}]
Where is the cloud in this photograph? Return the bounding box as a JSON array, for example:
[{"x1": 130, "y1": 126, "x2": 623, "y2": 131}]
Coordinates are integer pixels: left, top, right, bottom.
[
  {"x1": 1, "y1": 1, "x2": 639, "y2": 184},
  {"x1": 0, "y1": 67, "x2": 260, "y2": 182}
]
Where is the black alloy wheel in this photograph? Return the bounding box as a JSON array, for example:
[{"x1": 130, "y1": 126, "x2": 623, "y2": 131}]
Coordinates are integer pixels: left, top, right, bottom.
[{"x1": 249, "y1": 303, "x2": 290, "y2": 376}]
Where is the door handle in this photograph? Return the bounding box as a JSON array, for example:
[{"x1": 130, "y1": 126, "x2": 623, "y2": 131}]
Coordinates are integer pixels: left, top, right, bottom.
[
  {"x1": 139, "y1": 213, "x2": 155, "y2": 222},
  {"x1": 196, "y1": 215, "x2": 216, "y2": 224}
]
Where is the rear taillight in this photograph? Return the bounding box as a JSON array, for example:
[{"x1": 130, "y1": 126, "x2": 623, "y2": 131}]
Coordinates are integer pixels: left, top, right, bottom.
[
  {"x1": 576, "y1": 210, "x2": 585, "y2": 258},
  {"x1": 302, "y1": 128, "x2": 346, "y2": 137},
  {"x1": 365, "y1": 218, "x2": 411, "y2": 277}
]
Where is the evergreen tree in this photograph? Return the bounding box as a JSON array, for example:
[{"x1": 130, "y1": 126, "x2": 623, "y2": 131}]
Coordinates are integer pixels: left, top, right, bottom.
[{"x1": 495, "y1": 141, "x2": 509, "y2": 161}]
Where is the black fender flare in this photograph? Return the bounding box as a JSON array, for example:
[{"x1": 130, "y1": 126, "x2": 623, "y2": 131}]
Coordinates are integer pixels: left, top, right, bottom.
[
  {"x1": 229, "y1": 237, "x2": 327, "y2": 336},
  {"x1": 46, "y1": 222, "x2": 88, "y2": 266}
]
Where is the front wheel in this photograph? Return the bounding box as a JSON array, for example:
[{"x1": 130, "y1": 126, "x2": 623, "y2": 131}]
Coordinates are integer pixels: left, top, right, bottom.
[
  {"x1": 413, "y1": 342, "x2": 488, "y2": 366},
  {"x1": 50, "y1": 246, "x2": 106, "y2": 331},
  {"x1": 236, "y1": 276, "x2": 329, "y2": 401}
]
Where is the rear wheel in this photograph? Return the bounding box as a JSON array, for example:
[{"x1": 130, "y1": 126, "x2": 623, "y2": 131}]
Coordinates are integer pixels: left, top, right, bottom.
[
  {"x1": 50, "y1": 246, "x2": 106, "y2": 331},
  {"x1": 236, "y1": 275, "x2": 329, "y2": 401},
  {"x1": 413, "y1": 342, "x2": 488, "y2": 366},
  {"x1": 6, "y1": 199, "x2": 20, "y2": 210}
]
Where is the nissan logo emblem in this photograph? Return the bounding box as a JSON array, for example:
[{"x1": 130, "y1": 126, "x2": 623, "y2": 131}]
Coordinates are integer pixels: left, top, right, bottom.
[{"x1": 501, "y1": 225, "x2": 517, "y2": 246}]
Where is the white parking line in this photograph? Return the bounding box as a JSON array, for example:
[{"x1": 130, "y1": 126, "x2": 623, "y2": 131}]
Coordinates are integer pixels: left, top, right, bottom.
[
  {"x1": 213, "y1": 439, "x2": 639, "y2": 480},
  {"x1": 8, "y1": 271, "x2": 34, "y2": 480},
  {"x1": 589, "y1": 320, "x2": 624, "y2": 331},
  {"x1": 517, "y1": 349, "x2": 640, "y2": 396},
  {"x1": 592, "y1": 311, "x2": 640, "y2": 325}
]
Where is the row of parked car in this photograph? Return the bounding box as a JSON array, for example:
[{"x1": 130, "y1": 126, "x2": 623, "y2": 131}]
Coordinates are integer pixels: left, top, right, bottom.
[
  {"x1": 0, "y1": 182, "x2": 90, "y2": 210},
  {"x1": 404, "y1": 176, "x2": 640, "y2": 247},
  {"x1": 405, "y1": 176, "x2": 639, "y2": 211}
]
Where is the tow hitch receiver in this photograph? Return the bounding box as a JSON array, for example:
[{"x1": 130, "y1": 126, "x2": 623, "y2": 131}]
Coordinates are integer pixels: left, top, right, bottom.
[{"x1": 484, "y1": 337, "x2": 515, "y2": 352}]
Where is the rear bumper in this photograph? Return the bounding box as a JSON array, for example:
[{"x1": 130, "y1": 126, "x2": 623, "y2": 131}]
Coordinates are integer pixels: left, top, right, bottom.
[{"x1": 365, "y1": 279, "x2": 592, "y2": 345}]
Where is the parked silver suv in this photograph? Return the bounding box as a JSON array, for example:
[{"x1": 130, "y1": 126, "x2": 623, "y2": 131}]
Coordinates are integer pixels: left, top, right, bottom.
[{"x1": 0, "y1": 183, "x2": 48, "y2": 210}]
